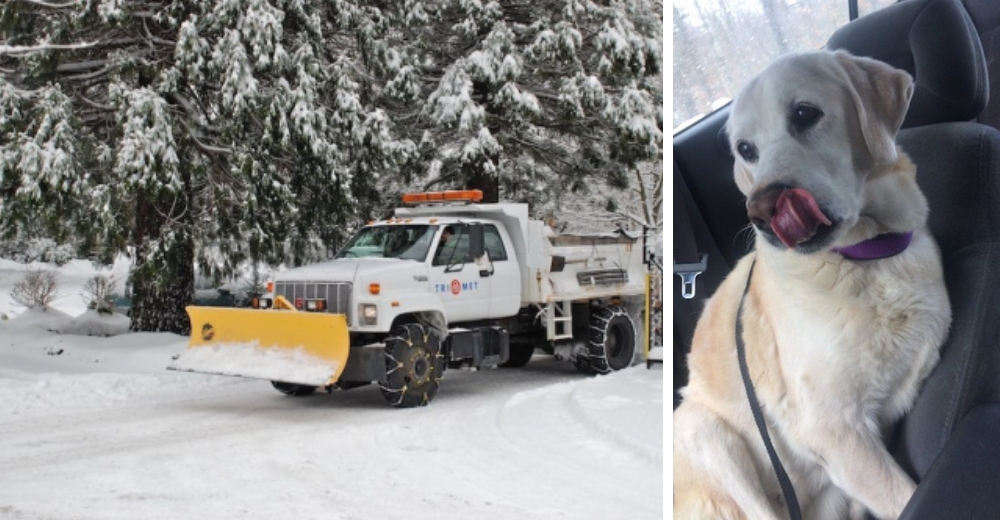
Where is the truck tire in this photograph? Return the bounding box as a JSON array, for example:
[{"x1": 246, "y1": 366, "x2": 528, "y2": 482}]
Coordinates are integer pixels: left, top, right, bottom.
[
  {"x1": 501, "y1": 341, "x2": 535, "y2": 368},
  {"x1": 587, "y1": 305, "x2": 636, "y2": 374},
  {"x1": 573, "y1": 355, "x2": 595, "y2": 374},
  {"x1": 271, "y1": 381, "x2": 317, "y2": 397},
  {"x1": 379, "y1": 323, "x2": 444, "y2": 408}
]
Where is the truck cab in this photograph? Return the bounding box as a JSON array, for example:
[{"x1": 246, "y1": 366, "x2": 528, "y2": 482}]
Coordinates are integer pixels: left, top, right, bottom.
[{"x1": 261, "y1": 202, "x2": 523, "y2": 338}]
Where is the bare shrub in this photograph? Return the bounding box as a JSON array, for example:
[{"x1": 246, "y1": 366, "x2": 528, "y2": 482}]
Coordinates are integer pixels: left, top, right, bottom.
[
  {"x1": 82, "y1": 274, "x2": 117, "y2": 315},
  {"x1": 11, "y1": 269, "x2": 61, "y2": 310}
]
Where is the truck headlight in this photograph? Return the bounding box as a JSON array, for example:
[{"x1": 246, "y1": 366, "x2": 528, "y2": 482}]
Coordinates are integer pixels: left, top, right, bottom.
[{"x1": 360, "y1": 304, "x2": 378, "y2": 325}]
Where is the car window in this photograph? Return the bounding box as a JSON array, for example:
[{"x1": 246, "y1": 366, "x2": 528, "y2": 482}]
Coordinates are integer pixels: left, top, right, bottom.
[
  {"x1": 484, "y1": 225, "x2": 508, "y2": 261},
  {"x1": 672, "y1": 0, "x2": 897, "y2": 133},
  {"x1": 433, "y1": 225, "x2": 470, "y2": 266}
]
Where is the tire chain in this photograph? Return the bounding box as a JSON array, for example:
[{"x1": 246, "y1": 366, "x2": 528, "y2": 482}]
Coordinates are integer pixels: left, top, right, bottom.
[
  {"x1": 378, "y1": 324, "x2": 444, "y2": 408},
  {"x1": 587, "y1": 305, "x2": 634, "y2": 375}
]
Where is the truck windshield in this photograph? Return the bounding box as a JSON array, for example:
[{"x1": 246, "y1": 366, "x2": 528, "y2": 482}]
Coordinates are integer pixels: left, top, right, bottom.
[{"x1": 337, "y1": 225, "x2": 438, "y2": 261}]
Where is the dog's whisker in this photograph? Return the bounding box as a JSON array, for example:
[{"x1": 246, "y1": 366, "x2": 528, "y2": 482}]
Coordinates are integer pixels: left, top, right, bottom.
[{"x1": 736, "y1": 224, "x2": 756, "y2": 252}]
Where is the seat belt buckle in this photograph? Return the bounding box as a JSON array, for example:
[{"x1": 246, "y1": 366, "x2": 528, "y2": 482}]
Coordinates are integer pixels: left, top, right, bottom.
[{"x1": 674, "y1": 254, "x2": 707, "y2": 300}]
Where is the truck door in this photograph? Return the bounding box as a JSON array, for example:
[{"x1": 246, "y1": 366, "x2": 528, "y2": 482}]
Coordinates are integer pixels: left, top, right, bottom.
[
  {"x1": 428, "y1": 224, "x2": 493, "y2": 322},
  {"x1": 482, "y1": 224, "x2": 520, "y2": 318}
]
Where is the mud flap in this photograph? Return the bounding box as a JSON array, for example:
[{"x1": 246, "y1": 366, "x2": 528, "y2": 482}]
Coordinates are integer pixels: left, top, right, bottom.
[{"x1": 169, "y1": 306, "x2": 350, "y2": 387}]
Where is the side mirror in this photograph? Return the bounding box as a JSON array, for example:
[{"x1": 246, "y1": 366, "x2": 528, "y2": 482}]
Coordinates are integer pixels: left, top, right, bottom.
[{"x1": 468, "y1": 223, "x2": 485, "y2": 259}]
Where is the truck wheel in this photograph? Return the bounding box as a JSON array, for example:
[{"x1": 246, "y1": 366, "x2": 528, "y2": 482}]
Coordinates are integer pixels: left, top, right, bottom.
[
  {"x1": 587, "y1": 305, "x2": 636, "y2": 374},
  {"x1": 271, "y1": 381, "x2": 317, "y2": 397},
  {"x1": 501, "y1": 341, "x2": 535, "y2": 368},
  {"x1": 379, "y1": 323, "x2": 444, "y2": 408}
]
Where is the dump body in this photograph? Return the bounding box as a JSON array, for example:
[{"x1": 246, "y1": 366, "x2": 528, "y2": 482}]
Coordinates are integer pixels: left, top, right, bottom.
[{"x1": 526, "y1": 224, "x2": 645, "y2": 304}]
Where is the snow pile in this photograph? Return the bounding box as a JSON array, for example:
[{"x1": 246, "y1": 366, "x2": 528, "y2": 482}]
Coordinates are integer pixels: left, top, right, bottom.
[
  {"x1": 48, "y1": 310, "x2": 131, "y2": 337},
  {"x1": 0, "y1": 307, "x2": 74, "y2": 332},
  {"x1": 1, "y1": 306, "x2": 129, "y2": 338},
  {"x1": 169, "y1": 342, "x2": 340, "y2": 386}
]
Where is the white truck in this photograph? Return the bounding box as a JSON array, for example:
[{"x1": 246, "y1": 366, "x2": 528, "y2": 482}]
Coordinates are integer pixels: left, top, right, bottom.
[{"x1": 172, "y1": 190, "x2": 649, "y2": 407}]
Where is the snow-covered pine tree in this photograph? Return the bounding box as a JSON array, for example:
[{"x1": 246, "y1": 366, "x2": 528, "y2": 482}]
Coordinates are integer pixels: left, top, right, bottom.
[
  {"x1": 0, "y1": 0, "x2": 410, "y2": 332},
  {"x1": 374, "y1": 0, "x2": 662, "y2": 204}
]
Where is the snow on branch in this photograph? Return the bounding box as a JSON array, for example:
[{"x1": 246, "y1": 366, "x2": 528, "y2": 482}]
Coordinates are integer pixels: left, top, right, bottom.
[
  {"x1": 0, "y1": 41, "x2": 96, "y2": 57},
  {"x1": 13, "y1": 0, "x2": 83, "y2": 8},
  {"x1": 188, "y1": 131, "x2": 233, "y2": 155}
]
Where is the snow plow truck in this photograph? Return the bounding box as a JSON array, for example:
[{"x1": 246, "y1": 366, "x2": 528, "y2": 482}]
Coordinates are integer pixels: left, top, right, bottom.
[{"x1": 170, "y1": 190, "x2": 650, "y2": 407}]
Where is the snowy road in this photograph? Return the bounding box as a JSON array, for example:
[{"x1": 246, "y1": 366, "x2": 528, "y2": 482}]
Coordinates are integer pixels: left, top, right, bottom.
[
  {"x1": 0, "y1": 325, "x2": 663, "y2": 520},
  {"x1": 0, "y1": 260, "x2": 663, "y2": 519}
]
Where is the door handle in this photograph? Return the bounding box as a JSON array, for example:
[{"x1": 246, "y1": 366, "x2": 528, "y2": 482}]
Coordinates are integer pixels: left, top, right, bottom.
[{"x1": 479, "y1": 270, "x2": 491, "y2": 278}]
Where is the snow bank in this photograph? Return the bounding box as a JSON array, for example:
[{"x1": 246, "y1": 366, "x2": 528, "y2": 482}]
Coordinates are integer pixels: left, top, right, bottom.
[
  {"x1": 48, "y1": 310, "x2": 131, "y2": 337},
  {"x1": 0, "y1": 307, "x2": 73, "y2": 331}
]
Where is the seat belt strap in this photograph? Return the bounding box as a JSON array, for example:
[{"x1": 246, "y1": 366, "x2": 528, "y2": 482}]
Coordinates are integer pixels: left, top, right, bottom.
[{"x1": 673, "y1": 164, "x2": 708, "y2": 299}]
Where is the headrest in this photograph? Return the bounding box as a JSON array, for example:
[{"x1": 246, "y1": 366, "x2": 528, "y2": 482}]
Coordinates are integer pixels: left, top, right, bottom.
[{"x1": 827, "y1": 0, "x2": 988, "y2": 128}]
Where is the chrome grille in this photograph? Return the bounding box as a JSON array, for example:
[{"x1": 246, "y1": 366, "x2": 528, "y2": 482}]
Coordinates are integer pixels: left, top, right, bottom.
[{"x1": 274, "y1": 281, "x2": 352, "y2": 318}]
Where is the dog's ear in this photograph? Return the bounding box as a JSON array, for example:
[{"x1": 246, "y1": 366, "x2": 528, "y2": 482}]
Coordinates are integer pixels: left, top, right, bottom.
[{"x1": 834, "y1": 51, "x2": 914, "y2": 167}]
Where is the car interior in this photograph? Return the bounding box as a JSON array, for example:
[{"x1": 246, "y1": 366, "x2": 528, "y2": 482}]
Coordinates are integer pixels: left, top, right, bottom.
[{"x1": 673, "y1": 0, "x2": 1000, "y2": 517}]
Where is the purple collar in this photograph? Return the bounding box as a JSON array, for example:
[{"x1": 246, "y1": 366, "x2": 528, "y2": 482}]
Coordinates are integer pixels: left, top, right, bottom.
[{"x1": 833, "y1": 231, "x2": 914, "y2": 260}]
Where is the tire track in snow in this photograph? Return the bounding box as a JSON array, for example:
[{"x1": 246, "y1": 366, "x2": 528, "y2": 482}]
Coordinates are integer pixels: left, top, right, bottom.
[
  {"x1": 496, "y1": 368, "x2": 663, "y2": 520},
  {"x1": 562, "y1": 370, "x2": 664, "y2": 466}
]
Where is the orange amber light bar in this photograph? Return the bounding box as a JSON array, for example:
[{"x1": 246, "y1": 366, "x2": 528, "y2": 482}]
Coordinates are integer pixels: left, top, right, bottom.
[{"x1": 401, "y1": 190, "x2": 483, "y2": 204}]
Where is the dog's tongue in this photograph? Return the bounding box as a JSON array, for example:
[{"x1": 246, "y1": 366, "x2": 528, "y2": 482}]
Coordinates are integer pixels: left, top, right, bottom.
[{"x1": 771, "y1": 188, "x2": 833, "y2": 248}]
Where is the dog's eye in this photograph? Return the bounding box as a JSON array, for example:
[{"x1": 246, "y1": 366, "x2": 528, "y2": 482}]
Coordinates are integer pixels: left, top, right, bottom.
[
  {"x1": 791, "y1": 103, "x2": 824, "y2": 131},
  {"x1": 736, "y1": 141, "x2": 758, "y2": 162}
]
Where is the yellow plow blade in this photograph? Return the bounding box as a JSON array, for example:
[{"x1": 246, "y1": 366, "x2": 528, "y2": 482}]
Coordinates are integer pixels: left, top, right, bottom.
[{"x1": 169, "y1": 305, "x2": 350, "y2": 387}]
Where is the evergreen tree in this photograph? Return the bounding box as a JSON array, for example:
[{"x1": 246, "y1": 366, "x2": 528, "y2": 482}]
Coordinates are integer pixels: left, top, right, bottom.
[
  {"x1": 375, "y1": 0, "x2": 662, "y2": 203},
  {"x1": 0, "y1": 0, "x2": 408, "y2": 332},
  {"x1": 1, "y1": 0, "x2": 661, "y2": 334}
]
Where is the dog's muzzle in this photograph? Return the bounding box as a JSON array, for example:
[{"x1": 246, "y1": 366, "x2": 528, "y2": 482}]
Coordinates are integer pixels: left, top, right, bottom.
[{"x1": 748, "y1": 185, "x2": 833, "y2": 249}]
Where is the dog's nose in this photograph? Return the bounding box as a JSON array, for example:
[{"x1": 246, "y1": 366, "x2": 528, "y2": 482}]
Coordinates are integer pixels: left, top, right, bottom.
[{"x1": 747, "y1": 186, "x2": 785, "y2": 229}]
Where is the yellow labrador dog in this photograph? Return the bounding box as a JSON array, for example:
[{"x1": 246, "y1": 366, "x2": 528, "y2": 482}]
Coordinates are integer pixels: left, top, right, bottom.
[{"x1": 673, "y1": 50, "x2": 952, "y2": 520}]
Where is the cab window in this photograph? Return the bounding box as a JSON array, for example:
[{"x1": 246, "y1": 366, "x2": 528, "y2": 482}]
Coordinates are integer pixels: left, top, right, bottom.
[
  {"x1": 484, "y1": 225, "x2": 508, "y2": 261},
  {"x1": 433, "y1": 224, "x2": 470, "y2": 266}
]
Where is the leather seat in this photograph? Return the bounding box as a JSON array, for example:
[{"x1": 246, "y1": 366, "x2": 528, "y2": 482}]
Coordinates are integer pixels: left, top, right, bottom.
[
  {"x1": 960, "y1": 0, "x2": 1000, "y2": 132},
  {"x1": 829, "y1": 0, "x2": 1000, "y2": 516}
]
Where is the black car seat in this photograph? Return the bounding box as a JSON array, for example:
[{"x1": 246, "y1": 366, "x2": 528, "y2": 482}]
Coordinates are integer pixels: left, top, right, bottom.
[
  {"x1": 960, "y1": 0, "x2": 1000, "y2": 131},
  {"x1": 829, "y1": 0, "x2": 1000, "y2": 516}
]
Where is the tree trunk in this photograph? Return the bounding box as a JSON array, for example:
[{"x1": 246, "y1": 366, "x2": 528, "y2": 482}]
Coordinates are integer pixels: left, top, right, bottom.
[
  {"x1": 128, "y1": 192, "x2": 194, "y2": 335},
  {"x1": 466, "y1": 168, "x2": 500, "y2": 203},
  {"x1": 466, "y1": 80, "x2": 501, "y2": 203}
]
